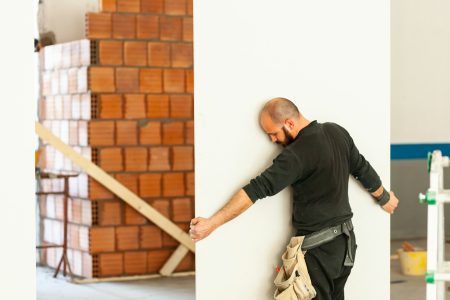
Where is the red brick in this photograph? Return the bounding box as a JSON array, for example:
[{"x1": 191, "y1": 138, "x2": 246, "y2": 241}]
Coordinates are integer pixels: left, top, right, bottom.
[
  {"x1": 113, "y1": 14, "x2": 136, "y2": 39},
  {"x1": 124, "y1": 94, "x2": 146, "y2": 119},
  {"x1": 171, "y1": 43, "x2": 193, "y2": 68},
  {"x1": 62, "y1": 95, "x2": 72, "y2": 119},
  {"x1": 137, "y1": 15, "x2": 159, "y2": 39},
  {"x1": 187, "y1": 0, "x2": 193, "y2": 15},
  {"x1": 183, "y1": 17, "x2": 193, "y2": 42},
  {"x1": 186, "y1": 172, "x2": 194, "y2": 196},
  {"x1": 173, "y1": 146, "x2": 193, "y2": 170},
  {"x1": 81, "y1": 200, "x2": 92, "y2": 225},
  {"x1": 68, "y1": 69, "x2": 78, "y2": 94},
  {"x1": 101, "y1": 0, "x2": 116, "y2": 12},
  {"x1": 100, "y1": 95, "x2": 122, "y2": 119},
  {"x1": 165, "y1": 0, "x2": 186, "y2": 16},
  {"x1": 175, "y1": 252, "x2": 195, "y2": 272},
  {"x1": 124, "y1": 41, "x2": 147, "y2": 66},
  {"x1": 70, "y1": 198, "x2": 82, "y2": 223},
  {"x1": 139, "y1": 174, "x2": 162, "y2": 197},
  {"x1": 55, "y1": 195, "x2": 64, "y2": 220},
  {"x1": 185, "y1": 69, "x2": 194, "y2": 93},
  {"x1": 90, "y1": 227, "x2": 115, "y2": 252},
  {"x1": 140, "y1": 225, "x2": 163, "y2": 249},
  {"x1": 185, "y1": 120, "x2": 194, "y2": 144},
  {"x1": 147, "y1": 95, "x2": 169, "y2": 118},
  {"x1": 117, "y1": 0, "x2": 140, "y2": 12},
  {"x1": 160, "y1": 16, "x2": 182, "y2": 41},
  {"x1": 124, "y1": 204, "x2": 147, "y2": 225},
  {"x1": 99, "y1": 40, "x2": 123, "y2": 65},
  {"x1": 170, "y1": 95, "x2": 192, "y2": 118},
  {"x1": 163, "y1": 173, "x2": 185, "y2": 196},
  {"x1": 89, "y1": 67, "x2": 115, "y2": 92},
  {"x1": 124, "y1": 251, "x2": 147, "y2": 274},
  {"x1": 172, "y1": 198, "x2": 192, "y2": 222},
  {"x1": 99, "y1": 253, "x2": 123, "y2": 276},
  {"x1": 99, "y1": 147, "x2": 123, "y2": 171},
  {"x1": 99, "y1": 201, "x2": 122, "y2": 225},
  {"x1": 116, "y1": 68, "x2": 139, "y2": 93},
  {"x1": 163, "y1": 122, "x2": 184, "y2": 145},
  {"x1": 86, "y1": 13, "x2": 112, "y2": 39},
  {"x1": 140, "y1": 69, "x2": 162, "y2": 93},
  {"x1": 69, "y1": 224, "x2": 80, "y2": 249},
  {"x1": 78, "y1": 67, "x2": 88, "y2": 93},
  {"x1": 59, "y1": 70, "x2": 69, "y2": 94},
  {"x1": 115, "y1": 173, "x2": 139, "y2": 194},
  {"x1": 139, "y1": 122, "x2": 162, "y2": 144},
  {"x1": 149, "y1": 147, "x2": 170, "y2": 171},
  {"x1": 162, "y1": 223, "x2": 189, "y2": 247},
  {"x1": 89, "y1": 177, "x2": 115, "y2": 199},
  {"x1": 148, "y1": 42, "x2": 171, "y2": 67},
  {"x1": 116, "y1": 121, "x2": 137, "y2": 145},
  {"x1": 152, "y1": 199, "x2": 171, "y2": 218},
  {"x1": 124, "y1": 147, "x2": 148, "y2": 171},
  {"x1": 116, "y1": 226, "x2": 139, "y2": 250},
  {"x1": 147, "y1": 250, "x2": 172, "y2": 273},
  {"x1": 142, "y1": 0, "x2": 163, "y2": 13},
  {"x1": 80, "y1": 94, "x2": 91, "y2": 120},
  {"x1": 82, "y1": 252, "x2": 93, "y2": 278},
  {"x1": 89, "y1": 121, "x2": 115, "y2": 146},
  {"x1": 164, "y1": 69, "x2": 185, "y2": 93}
]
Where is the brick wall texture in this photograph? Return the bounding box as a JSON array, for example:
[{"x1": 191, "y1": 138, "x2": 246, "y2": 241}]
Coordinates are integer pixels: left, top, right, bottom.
[{"x1": 37, "y1": 0, "x2": 194, "y2": 278}]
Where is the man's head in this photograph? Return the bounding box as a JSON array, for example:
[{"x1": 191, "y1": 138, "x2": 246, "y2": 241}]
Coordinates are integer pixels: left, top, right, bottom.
[{"x1": 260, "y1": 97, "x2": 303, "y2": 147}]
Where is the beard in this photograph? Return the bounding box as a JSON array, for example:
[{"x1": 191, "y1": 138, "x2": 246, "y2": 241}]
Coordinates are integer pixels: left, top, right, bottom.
[{"x1": 276, "y1": 126, "x2": 295, "y2": 147}]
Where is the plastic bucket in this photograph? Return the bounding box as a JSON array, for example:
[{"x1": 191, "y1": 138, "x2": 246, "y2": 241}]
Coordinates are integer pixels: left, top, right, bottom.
[{"x1": 397, "y1": 249, "x2": 427, "y2": 276}]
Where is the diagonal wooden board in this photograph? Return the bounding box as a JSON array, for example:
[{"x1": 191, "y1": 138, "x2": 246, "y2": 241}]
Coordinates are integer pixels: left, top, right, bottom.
[{"x1": 36, "y1": 122, "x2": 195, "y2": 255}]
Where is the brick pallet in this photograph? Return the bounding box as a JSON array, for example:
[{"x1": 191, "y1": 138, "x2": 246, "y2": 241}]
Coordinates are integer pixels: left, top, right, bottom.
[{"x1": 37, "y1": 0, "x2": 194, "y2": 278}]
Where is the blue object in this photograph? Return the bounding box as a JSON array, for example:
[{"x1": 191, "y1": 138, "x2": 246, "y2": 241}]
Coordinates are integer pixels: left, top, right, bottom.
[{"x1": 391, "y1": 143, "x2": 450, "y2": 160}]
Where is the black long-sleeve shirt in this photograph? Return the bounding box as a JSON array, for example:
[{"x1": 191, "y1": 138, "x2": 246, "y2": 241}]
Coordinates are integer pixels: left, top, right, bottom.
[{"x1": 243, "y1": 120, "x2": 381, "y2": 235}]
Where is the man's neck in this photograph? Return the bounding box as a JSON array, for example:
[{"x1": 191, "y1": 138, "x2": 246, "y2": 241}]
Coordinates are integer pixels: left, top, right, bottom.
[{"x1": 292, "y1": 117, "x2": 311, "y2": 139}]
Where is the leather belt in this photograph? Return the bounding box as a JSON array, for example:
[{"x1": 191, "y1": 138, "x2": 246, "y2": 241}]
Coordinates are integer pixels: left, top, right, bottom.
[{"x1": 300, "y1": 220, "x2": 354, "y2": 267}]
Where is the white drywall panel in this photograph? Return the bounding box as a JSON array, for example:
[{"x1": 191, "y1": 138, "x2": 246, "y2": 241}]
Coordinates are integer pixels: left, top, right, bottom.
[
  {"x1": 195, "y1": 1, "x2": 390, "y2": 299},
  {"x1": 391, "y1": 0, "x2": 450, "y2": 144}
]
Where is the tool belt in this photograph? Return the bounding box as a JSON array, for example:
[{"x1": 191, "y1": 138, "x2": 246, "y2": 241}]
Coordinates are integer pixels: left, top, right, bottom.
[
  {"x1": 301, "y1": 219, "x2": 354, "y2": 267},
  {"x1": 273, "y1": 220, "x2": 354, "y2": 300},
  {"x1": 273, "y1": 236, "x2": 317, "y2": 300}
]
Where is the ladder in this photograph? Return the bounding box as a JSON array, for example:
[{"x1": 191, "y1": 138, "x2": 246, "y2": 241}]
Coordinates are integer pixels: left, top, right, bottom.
[{"x1": 419, "y1": 150, "x2": 450, "y2": 299}]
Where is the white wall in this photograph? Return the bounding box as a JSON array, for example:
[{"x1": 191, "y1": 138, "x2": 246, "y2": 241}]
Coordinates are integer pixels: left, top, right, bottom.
[
  {"x1": 195, "y1": 1, "x2": 390, "y2": 299},
  {"x1": 0, "y1": 1, "x2": 36, "y2": 299},
  {"x1": 391, "y1": 0, "x2": 450, "y2": 144},
  {"x1": 38, "y1": 0, "x2": 99, "y2": 44}
]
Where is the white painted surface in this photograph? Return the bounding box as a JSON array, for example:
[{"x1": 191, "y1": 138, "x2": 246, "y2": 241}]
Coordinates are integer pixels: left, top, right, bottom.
[
  {"x1": 391, "y1": 0, "x2": 450, "y2": 144},
  {"x1": 38, "y1": 0, "x2": 99, "y2": 44},
  {"x1": 195, "y1": 1, "x2": 390, "y2": 299}
]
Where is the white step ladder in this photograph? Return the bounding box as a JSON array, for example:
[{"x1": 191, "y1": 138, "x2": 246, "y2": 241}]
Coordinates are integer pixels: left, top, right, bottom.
[{"x1": 419, "y1": 150, "x2": 450, "y2": 300}]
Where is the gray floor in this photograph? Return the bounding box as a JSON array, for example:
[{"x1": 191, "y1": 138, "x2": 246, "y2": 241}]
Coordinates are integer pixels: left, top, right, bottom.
[
  {"x1": 37, "y1": 239, "x2": 450, "y2": 300},
  {"x1": 36, "y1": 267, "x2": 195, "y2": 300}
]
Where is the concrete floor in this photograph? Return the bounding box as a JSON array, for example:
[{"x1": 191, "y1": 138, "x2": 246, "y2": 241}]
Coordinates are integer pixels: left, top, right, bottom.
[
  {"x1": 37, "y1": 239, "x2": 450, "y2": 300},
  {"x1": 36, "y1": 267, "x2": 195, "y2": 300}
]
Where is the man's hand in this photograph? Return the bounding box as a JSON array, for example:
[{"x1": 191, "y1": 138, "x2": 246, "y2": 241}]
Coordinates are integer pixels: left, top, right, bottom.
[
  {"x1": 382, "y1": 191, "x2": 399, "y2": 214},
  {"x1": 189, "y1": 217, "x2": 218, "y2": 242}
]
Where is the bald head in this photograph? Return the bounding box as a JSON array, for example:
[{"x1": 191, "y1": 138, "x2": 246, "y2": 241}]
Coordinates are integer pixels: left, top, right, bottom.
[{"x1": 261, "y1": 97, "x2": 301, "y2": 125}]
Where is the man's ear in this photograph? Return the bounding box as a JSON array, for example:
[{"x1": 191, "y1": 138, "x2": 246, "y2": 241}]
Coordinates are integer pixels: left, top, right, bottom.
[{"x1": 284, "y1": 119, "x2": 295, "y2": 130}]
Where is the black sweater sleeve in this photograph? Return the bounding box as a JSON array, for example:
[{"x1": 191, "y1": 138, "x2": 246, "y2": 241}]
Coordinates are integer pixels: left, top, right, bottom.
[
  {"x1": 347, "y1": 132, "x2": 382, "y2": 193},
  {"x1": 242, "y1": 148, "x2": 302, "y2": 203}
]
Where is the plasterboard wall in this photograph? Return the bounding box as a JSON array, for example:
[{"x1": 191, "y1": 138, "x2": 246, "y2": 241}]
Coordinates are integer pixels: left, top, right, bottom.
[{"x1": 194, "y1": 0, "x2": 390, "y2": 299}]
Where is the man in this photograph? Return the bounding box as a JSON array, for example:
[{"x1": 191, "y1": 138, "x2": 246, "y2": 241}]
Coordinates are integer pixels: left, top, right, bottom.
[{"x1": 189, "y1": 97, "x2": 399, "y2": 299}]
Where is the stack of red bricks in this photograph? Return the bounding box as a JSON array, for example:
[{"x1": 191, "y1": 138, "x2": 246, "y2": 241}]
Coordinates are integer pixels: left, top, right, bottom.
[{"x1": 37, "y1": 0, "x2": 194, "y2": 278}]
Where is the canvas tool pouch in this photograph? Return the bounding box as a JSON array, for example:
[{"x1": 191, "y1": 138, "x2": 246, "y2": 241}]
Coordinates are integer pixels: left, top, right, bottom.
[{"x1": 273, "y1": 236, "x2": 317, "y2": 300}]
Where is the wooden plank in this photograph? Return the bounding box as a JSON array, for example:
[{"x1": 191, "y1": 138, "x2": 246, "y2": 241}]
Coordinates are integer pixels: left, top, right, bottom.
[
  {"x1": 71, "y1": 271, "x2": 195, "y2": 284},
  {"x1": 159, "y1": 244, "x2": 190, "y2": 276},
  {"x1": 36, "y1": 122, "x2": 195, "y2": 253}
]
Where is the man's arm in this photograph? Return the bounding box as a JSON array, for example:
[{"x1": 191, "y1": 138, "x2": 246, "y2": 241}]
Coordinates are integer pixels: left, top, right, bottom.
[
  {"x1": 189, "y1": 189, "x2": 253, "y2": 242},
  {"x1": 371, "y1": 185, "x2": 399, "y2": 214}
]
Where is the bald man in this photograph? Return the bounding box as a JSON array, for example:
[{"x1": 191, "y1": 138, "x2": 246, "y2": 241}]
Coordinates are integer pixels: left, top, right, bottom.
[{"x1": 190, "y1": 98, "x2": 399, "y2": 300}]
